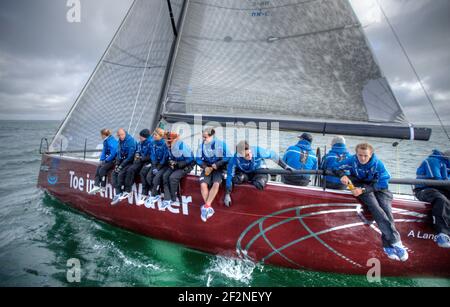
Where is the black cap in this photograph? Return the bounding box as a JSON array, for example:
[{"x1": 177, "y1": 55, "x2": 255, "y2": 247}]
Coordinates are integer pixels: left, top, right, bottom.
[
  {"x1": 298, "y1": 133, "x2": 313, "y2": 143},
  {"x1": 139, "y1": 129, "x2": 151, "y2": 138}
]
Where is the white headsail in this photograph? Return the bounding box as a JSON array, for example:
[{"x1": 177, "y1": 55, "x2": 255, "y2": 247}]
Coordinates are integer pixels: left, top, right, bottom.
[{"x1": 50, "y1": 0, "x2": 184, "y2": 152}]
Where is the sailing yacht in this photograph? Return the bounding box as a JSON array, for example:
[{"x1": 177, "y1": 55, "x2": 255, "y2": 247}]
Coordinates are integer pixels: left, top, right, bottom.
[{"x1": 37, "y1": 0, "x2": 449, "y2": 277}]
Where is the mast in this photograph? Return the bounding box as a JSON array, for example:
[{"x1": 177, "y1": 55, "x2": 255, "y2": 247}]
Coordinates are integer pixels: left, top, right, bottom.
[
  {"x1": 167, "y1": 0, "x2": 179, "y2": 37},
  {"x1": 152, "y1": 0, "x2": 189, "y2": 131}
]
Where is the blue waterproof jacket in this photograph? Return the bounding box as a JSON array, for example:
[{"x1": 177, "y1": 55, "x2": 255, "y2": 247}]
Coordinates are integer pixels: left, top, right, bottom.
[
  {"x1": 151, "y1": 138, "x2": 169, "y2": 167},
  {"x1": 168, "y1": 140, "x2": 194, "y2": 169},
  {"x1": 116, "y1": 133, "x2": 137, "y2": 168},
  {"x1": 226, "y1": 146, "x2": 278, "y2": 192},
  {"x1": 282, "y1": 140, "x2": 318, "y2": 179},
  {"x1": 334, "y1": 154, "x2": 391, "y2": 192},
  {"x1": 136, "y1": 137, "x2": 153, "y2": 163},
  {"x1": 196, "y1": 137, "x2": 230, "y2": 168},
  {"x1": 415, "y1": 150, "x2": 450, "y2": 190},
  {"x1": 100, "y1": 135, "x2": 118, "y2": 163},
  {"x1": 321, "y1": 143, "x2": 350, "y2": 184}
]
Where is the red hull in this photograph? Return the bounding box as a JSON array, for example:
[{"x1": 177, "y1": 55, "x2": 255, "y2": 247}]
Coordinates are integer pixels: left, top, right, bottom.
[{"x1": 38, "y1": 154, "x2": 450, "y2": 277}]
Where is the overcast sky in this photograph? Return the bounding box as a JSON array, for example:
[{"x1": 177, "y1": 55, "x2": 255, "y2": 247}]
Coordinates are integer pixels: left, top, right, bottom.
[{"x1": 0, "y1": 0, "x2": 448, "y2": 125}]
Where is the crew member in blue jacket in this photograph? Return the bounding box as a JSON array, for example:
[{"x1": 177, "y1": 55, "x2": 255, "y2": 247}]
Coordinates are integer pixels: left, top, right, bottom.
[
  {"x1": 222, "y1": 140, "x2": 284, "y2": 219},
  {"x1": 111, "y1": 128, "x2": 137, "y2": 205},
  {"x1": 321, "y1": 136, "x2": 350, "y2": 190},
  {"x1": 159, "y1": 132, "x2": 194, "y2": 209},
  {"x1": 90, "y1": 129, "x2": 118, "y2": 195},
  {"x1": 333, "y1": 143, "x2": 408, "y2": 262},
  {"x1": 414, "y1": 149, "x2": 450, "y2": 248},
  {"x1": 196, "y1": 128, "x2": 230, "y2": 222},
  {"x1": 144, "y1": 128, "x2": 169, "y2": 207},
  {"x1": 282, "y1": 133, "x2": 318, "y2": 186},
  {"x1": 117, "y1": 129, "x2": 153, "y2": 203}
]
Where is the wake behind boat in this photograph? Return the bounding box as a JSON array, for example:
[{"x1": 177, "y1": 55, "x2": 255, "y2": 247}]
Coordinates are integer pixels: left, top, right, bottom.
[{"x1": 37, "y1": 0, "x2": 450, "y2": 277}]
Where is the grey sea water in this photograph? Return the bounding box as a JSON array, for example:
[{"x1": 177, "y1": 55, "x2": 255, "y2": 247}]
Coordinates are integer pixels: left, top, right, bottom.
[{"x1": 0, "y1": 120, "x2": 449, "y2": 287}]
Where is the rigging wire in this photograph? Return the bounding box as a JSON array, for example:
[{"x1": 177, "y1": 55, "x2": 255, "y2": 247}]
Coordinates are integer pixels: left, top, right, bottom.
[
  {"x1": 375, "y1": 0, "x2": 450, "y2": 142},
  {"x1": 131, "y1": 74, "x2": 162, "y2": 135}
]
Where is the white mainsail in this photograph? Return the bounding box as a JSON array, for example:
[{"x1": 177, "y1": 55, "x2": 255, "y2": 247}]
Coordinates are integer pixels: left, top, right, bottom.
[{"x1": 162, "y1": 0, "x2": 430, "y2": 140}]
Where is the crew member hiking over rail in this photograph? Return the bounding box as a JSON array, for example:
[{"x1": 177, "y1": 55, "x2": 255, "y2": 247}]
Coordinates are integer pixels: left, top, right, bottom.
[
  {"x1": 111, "y1": 128, "x2": 137, "y2": 205},
  {"x1": 223, "y1": 140, "x2": 289, "y2": 219},
  {"x1": 89, "y1": 129, "x2": 118, "y2": 195},
  {"x1": 119, "y1": 129, "x2": 153, "y2": 202},
  {"x1": 197, "y1": 128, "x2": 230, "y2": 223},
  {"x1": 282, "y1": 133, "x2": 318, "y2": 186},
  {"x1": 144, "y1": 128, "x2": 169, "y2": 207},
  {"x1": 414, "y1": 149, "x2": 450, "y2": 248},
  {"x1": 160, "y1": 132, "x2": 195, "y2": 210},
  {"x1": 321, "y1": 136, "x2": 350, "y2": 190},
  {"x1": 333, "y1": 143, "x2": 409, "y2": 262}
]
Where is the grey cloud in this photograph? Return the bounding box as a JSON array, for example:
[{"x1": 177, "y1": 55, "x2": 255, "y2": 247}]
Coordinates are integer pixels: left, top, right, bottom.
[
  {"x1": 0, "y1": 0, "x2": 132, "y2": 59},
  {"x1": 0, "y1": 52, "x2": 90, "y2": 120},
  {"x1": 0, "y1": 0, "x2": 132, "y2": 120},
  {"x1": 357, "y1": 0, "x2": 450, "y2": 124}
]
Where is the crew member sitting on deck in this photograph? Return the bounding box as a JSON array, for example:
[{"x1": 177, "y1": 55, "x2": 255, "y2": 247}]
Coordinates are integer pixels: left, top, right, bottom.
[
  {"x1": 321, "y1": 136, "x2": 350, "y2": 190},
  {"x1": 282, "y1": 133, "x2": 318, "y2": 186},
  {"x1": 160, "y1": 132, "x2": 194, "y2": 209},
  {"x1": 89, "y1": 129, "x2": 118, "y2": 195},
  {"x1": 119, "y1": 129, "x2": 153, "y2": 203},
  {"x1": 196, "y1": 127, "x2": 230, "y2": 223},
  {"x1": 333, "y1": 143, "x2": 408, "y2": 262},
  {"x1": 111, "y1": 128, "x2": 137, "y2": 205},
  {"x1": 414, "y1": 149, "x2": 450, "y2": 248},
  {"x1": 223, "y1": 141, "x2": 283, "y2": 213},
  {"x1": 144, "y1": 128, "x2": 169, "y2": 207}
]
